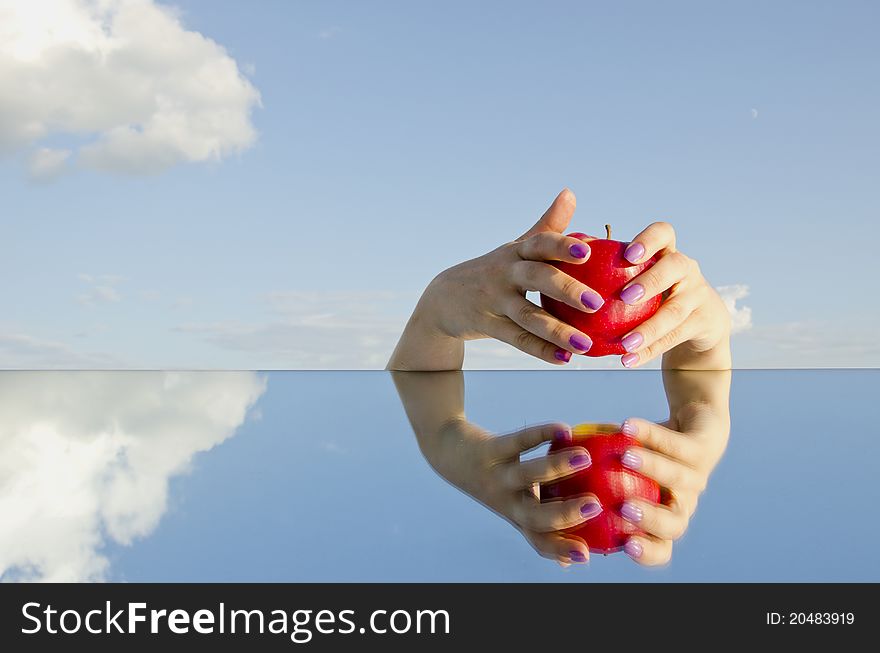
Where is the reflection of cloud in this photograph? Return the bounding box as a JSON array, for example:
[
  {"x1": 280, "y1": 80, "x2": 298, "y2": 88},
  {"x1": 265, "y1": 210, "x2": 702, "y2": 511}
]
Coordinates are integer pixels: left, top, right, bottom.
[
  {"x1": 318, "y1": 26, "x2": 341, "y2": 40},
  {"x1": 0, "y1": 372, "x2": 266, "y2": 581},
  {"x1": 0, "y1": 0, "x2": 260, "y2": 176},
  {"x1": 716, "y1": 284, "x2": 753, "y2": 334}
]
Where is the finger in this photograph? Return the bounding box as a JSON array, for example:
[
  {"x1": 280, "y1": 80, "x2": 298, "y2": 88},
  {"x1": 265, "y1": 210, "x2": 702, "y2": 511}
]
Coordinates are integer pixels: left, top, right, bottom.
[
  {"x1": 504, "y1": 296, "x2": 595, "y2": 354},
  {"x1": 619, "y1": 291, "x2": 700, "y2": 356},
  {"x1": 622, "y1": 221, "x2": 676, "y2": 264},
  {"x1": 495, "y1": 447, "x2": 592, "y2": 490},
  {"x1": 620, "y1": 498, "x2": 689, "y2": 541},
  {"x1": 620, "y1": 446, "x2": 705, "y2": 493},
  {"x1": 619, "y1": 251, "x2": 692, "y2": 306},
  {"x1": 620, "y1": 417, "x2": 699, "y2": 466},
  {"x1": 519, "y1": 188, "x2": 577, "y2": 240},
  {"x1": 516, "y1": 232, "x2": 592, "y2": 264},
  {"x1": 525, "y1": 531, "x2": 591, "y2": 565},
  {"x1": 513, "y1": 494, "x2": 602, "y2": 533},
  {"x1": 620, "y1": 315, "x2": 696, "y2": 368},
  {"x1": 487, "y1": 317, "x2": 572, "y2": 365},
  {"x1": 509, "y1": 261, "x2": 604, "y2": 313},
  {"x1": 624, "y1": 534, "x2": 672, "y2": 566},
  {"x1": 492, "y1": 422, "x2": 572, "y2": 459}
]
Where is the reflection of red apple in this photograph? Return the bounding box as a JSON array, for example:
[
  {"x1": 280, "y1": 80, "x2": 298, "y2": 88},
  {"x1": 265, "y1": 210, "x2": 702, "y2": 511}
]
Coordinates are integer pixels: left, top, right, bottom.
[
  {"x1": 540, "y1": 228, "x2": 661, "y2": 357},
  {"x1": 541, "y1": 424, "x2": 660, "y2": 554}
]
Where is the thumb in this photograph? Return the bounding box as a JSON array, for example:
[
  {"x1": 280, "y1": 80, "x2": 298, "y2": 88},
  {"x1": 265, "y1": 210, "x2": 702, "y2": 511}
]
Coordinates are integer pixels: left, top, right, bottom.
[{"x1": 518, "y1": 188, "x2": 576, "y2": 240}]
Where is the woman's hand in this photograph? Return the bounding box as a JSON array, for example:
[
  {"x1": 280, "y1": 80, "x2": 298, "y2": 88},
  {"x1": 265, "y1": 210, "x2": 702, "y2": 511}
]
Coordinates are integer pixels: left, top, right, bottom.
[
  {"x1": 617, "y1": 222, "x2": 731, "y2": 370},
  {"x1": 388, "y1": 189, "x2": 604, "y2": 370},
  {"x1": 615, "y1": 391, "x2": 730, "y2": 566}
]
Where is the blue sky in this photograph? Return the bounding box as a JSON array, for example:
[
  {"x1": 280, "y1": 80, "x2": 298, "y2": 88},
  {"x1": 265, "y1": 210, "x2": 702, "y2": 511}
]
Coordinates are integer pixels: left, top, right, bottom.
[{"x1": 1, "y1": 0, "x2": 878, "y2": 368}]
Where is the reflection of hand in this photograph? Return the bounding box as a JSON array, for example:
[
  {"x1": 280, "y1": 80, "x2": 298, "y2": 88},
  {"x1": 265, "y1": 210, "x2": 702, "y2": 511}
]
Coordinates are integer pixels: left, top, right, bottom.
[
  {"x1": 615, "y1": 372, "x2": 730, "y2": 565},
  {"x1": 420, "y1": 420, "x2": 604, "y2": 566}
]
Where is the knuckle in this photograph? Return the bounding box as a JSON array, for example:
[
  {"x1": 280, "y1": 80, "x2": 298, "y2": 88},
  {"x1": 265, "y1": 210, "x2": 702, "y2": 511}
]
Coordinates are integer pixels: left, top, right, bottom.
[
  {"x1": 661, "y1": 433, "x2": 682, "y2": 460},
  {"x1": 560, "y1": 277, "x2": 580, "y2": 300},
  {"x1": 515, "y1": 302, "x2": 540, "y2": 325},
  {"x1": 640, "y1": 269, "x2": 663, "y2": 292},
  {"x1": 639, "y1": 319, "x2": 657, "y2": 342},
  {"x1": 514, "y1": 260, "x2": 536, "y2": 285},
  {"x1": 664, "y1": 299, "x2": 687, "y2": 322},
  {"x1": 549, "y1": 320, "x2": 567, "y2": 343},
  {"x1": 514, "y1": 328, "x2": 536, "y2": 352}
]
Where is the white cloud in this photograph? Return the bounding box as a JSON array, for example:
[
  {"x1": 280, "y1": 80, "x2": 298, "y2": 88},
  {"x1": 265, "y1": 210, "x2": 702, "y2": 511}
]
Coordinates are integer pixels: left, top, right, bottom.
[
  {"x1": 0, "y1": 371, "x2": 266, "y2": 581},
  {"x1": 77, "y1": 273, "x2": 125, "y2": 306},
  {"x1": 27, "y1": 147, "x2": 71, "y2": 181},
  {"x1": 176, "y1": 291, "x2": 411, "y2": 368},
  {"x1": 716, "y1": 284, "x2": 753, "y2": 334},
  {"x1": 751, "y1": 108, "x2": 759, "y2": 119},
  {"x1": 0, "y1": 332, "x2": 124, "y2": 368},
  {"x1": 0, "y1": 0, "x2": 260, "y2": 176}
]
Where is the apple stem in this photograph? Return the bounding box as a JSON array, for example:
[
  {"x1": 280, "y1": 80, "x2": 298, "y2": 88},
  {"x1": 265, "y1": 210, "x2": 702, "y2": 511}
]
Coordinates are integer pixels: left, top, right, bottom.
[{"x1": 605, "y1": 224, "x2": 611, "y2": 239}]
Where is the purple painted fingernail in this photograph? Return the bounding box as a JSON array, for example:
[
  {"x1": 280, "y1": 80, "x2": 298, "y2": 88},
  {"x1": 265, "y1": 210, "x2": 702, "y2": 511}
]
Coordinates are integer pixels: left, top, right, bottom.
[
  {"x1": 621, "y1": 450, "x2": 642, "y2": 470},
  {"x1": 569, "y1": 243, "x2": 589, "y2": 259},
  {"x1": 580, "y1": 501, "x2": 602, "y2": 518},
  {"x1": 624, "y1": 242, "x2": 645, "y2": 264},
  {"x1": 620, "y1": 283, "x2": 645, "y2": 305},
  {"x1": 581, "y1": 290, "x2": 604, "y2": 311},
  {"x1": 621, "y1": 501, "x2": 643, "y2": 523},
  {"x1": 553, "y1": 428, "x2": 572, "y2": 442},
  {"x1": 569, "y1": 550, "x2": 587, "y2": 563},
  {"x1": 624, "y1": 539, "x2": 643, "y2": 559},
  {"x1": 621, "y1": 353, "x2": 639, "y2": 368},
  {"x1": 569, "y1": 453, "x2": 591, "y2": 469},
  {"x1": 620, "y1": 332, "x2": 643, "y2": 353},
  {"x1": 621, "y1": 419, "x2": 638, "y2": 437},
  {"x1": 554, "y1": 349, "x2": 572, "y2": 362},
  {"x1": 569, "y1": 333, "x2": 593, "y2": 352}
]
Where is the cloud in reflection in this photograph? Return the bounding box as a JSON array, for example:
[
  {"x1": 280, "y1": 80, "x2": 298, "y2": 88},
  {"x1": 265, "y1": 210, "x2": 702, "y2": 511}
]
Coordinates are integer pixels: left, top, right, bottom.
[{"x1": 0, "y1": 372, "x2": 266, "y2": 581}]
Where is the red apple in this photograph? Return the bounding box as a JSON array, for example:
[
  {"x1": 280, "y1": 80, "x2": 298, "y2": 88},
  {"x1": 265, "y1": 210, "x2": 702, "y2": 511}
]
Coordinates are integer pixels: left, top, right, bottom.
[
  {"x1": 540, "y1": 423, "x2": 660, "y2": 554},
  {"x1": 540, "y1": 228, "x2": 661, "y2": 356}
]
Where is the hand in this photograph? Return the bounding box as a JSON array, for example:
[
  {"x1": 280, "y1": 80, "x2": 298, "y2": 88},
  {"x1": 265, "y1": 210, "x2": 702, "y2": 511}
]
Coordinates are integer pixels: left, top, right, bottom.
[
  {"x1": 389, "y1": 189, "x2": 605, "y2": 369},
  {"x1": 421, "y1": 419, "x2": 605, "y2": 566},
  {"x1": 614, "y1": 384, "x2": 730, "y2": 566},
  {"x1": 616, "y1": 222, "x2": 731, "y2": 369}
]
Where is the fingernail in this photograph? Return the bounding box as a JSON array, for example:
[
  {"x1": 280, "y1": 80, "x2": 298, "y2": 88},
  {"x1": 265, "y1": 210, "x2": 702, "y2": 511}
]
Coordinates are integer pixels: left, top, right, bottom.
[
  {"x1": 620, "y1": 332, "x2": 643, "y2": 353},
  {"x1": 553, "y1": 428, "x2": 572, "y2": 442},
  {"x1": 569, "y1": 333, "x2": 593, "y2": 352},
  {"x1": 580, "y1": 501, "x2": 602, "y2": 518},
  {"x1": 620, "y1": 501, "x2": 643, "y2": 523},
  {"x1": 569, "y1": 453, "x2": 591, "y2": 469},
  {"x1": 624, "y1": 539, "x2": 643, "y2": 559},
  {"x1": 621, "y1": 450, "x2": 642, "y2": 470},
  {"x1": 581, "y1": 290, "x2": 604, "y2": 311},
  {"x1": 624, "y1": 242, "x2": 645, "y2": 264},
  {"x1": 621, "y1": 353, "x2": 639, "y2": 368},
  {"x1": 569, "y1": 243, "x2": 589, "y2": 259},
  {"x1": 569, "y1": 550, "x2": 587, "y2": 563},
  {"x1": 621, "y1": 419, "x2": 638, "y2": 437},
  {"x1": 620, "y1": 283, "x2": 645, "y2": 305},
  {"x1": 554, "y1": 349, "x2": 572, "y2": 363}
]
